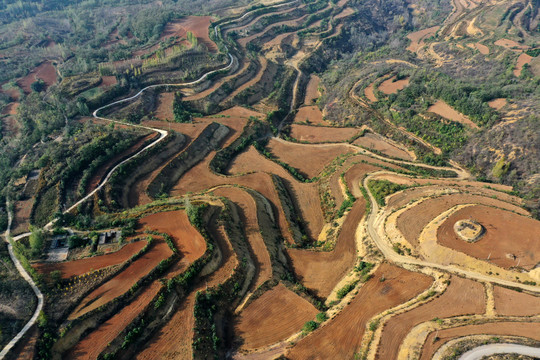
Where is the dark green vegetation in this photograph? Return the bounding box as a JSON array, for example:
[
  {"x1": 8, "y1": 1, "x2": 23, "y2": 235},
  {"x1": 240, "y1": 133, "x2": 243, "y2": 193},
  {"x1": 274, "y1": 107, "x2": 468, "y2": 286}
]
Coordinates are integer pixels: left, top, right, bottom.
[{"x1": 367, "y1": 180, "x2": 407, "y2": 206}]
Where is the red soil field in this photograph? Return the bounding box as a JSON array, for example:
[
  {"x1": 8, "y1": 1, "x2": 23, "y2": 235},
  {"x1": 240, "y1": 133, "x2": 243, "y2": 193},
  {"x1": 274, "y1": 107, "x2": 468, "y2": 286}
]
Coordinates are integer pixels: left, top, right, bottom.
[
  {"x1": 170, "y1": 149, "x2": 294, "y2": 244},
  {"x1": 428, "y1": 100, "x2": 479, "y2": 129},
  {"x1": 396, "y1": 193, "x2": 528, "y2": 248},
  {"x1": 1, "y1": 101, "x2": 18, "y2": 115},
  {"x1": 407, "y1": 26, "x2": 440, "y2": 53},
  {"x1": 99, "y1": 76, "x2": 117, "y2": 88},
  {"x1": 8, "y1": 326, "x2": 37, "y2": 360},
  {"x1": 353, "y1": 133, "x2": 414, "y2": 160},
  {"x1": 213, "y1": 187, "x2": 271, "y2": 290},
  {"x1": 286, "y1": 263, "x2": 432, "y2": 359},
  {"x1": 238, "y1": 14, "x2": 309, "y2": 47},
  {"x1": 304, "y1": 75, "x2": 320, "y2": 104},
  {"x1": 68, "y1": 238, "x2": 172, "y2": 320},
  {"x1": 437, "y1": 205, "x2": 540, "y2": 270},
  {"x1": 375, "y1": 276, "x2": 485, "y2": 360},
  {"x1": 364, "y1": 82, "x2": 377, "y2": 102},
  {"x1": 488, "y1": 98, "x2": 507, "y2": 110},
  {"x1": 266, "y1": 138, "x2": 355, "y2": 178},
  {"x1": 378, "y1": 76, "x2": 410, "y2": 95},
  {"x1": 494, "y1": 38, "x2": 529, "y2": 52},
  {"x1": 235, "y1": 283, "x2": 318, "y2": 351},
  {"x1": 11, "y1": 198, "x2": 33, "y2": 235},
  {"x1": 86, "y1": 133, "x2": 158, "y2": 193},
  {"x1": 493, "y1": 286, "x2": 540, "y2": 316},
  {"x1": 67, "y1": 282, "x2": 161, "y2": 360},
  {"x1": 287, "y1": 197, "x2": 366, "y2": 298},
  {"x1": 467, "y1": 42, "x2": 489, "y2": 55},
  {"x1": 514, "y1": 52, "x2": 533, "y2": 77},
  {"x1": 160, "y1": 16, "x2": 217, "y2": 52},
  {"x1": 420, "y1": 322, "x2": 540, "y2": 360},
  {"x1": 17, "y1": 62, "x2": 57, "y2": 93},
  {"x1": 34, "y1": 241, "x2": 146, "y2": 279},
  {"x1": 137, "y1": 210, "x2": 207, "y2": 275},
  {"x1": 1, "y1": 85, "x2": 20, "y2": 101},
  {"x1": 137, "y1": 212, "x2": 237, "y2": 360},
  {"x1": 154, "y1": 92, "x2": 174, "y2": 121},
  {"x1": 294, "y1": 106, "x2": 326, "y2": 125},
  {"x1": 289, "y1": 124, "x2": 359, "y2": 143}
]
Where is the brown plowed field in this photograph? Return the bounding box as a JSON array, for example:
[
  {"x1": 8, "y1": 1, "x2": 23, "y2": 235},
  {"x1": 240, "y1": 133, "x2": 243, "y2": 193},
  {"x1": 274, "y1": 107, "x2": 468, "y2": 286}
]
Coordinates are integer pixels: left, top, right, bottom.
[
  {"x1": 378, "y1": 76, "x2": 410, "y2": 95},
  {"x1": 353, "y1": 133, "x2": 414, "y2": 160},
  {"x1": 293, "y1": 106, "x2": 326, "y2": 125},
  {"x1": 86, "y1": 133, "x2": 157, "y2": 193},
  {"x1": 99, "y1": 76, "x2": 117, "y2": 88},
  {"x1": 514, "y1": 53, "x2": 533, "y2": 77},
  {"x1": 170, "y1": 150, "x2": 294, "y2": 244},
  {"x1": 494, "y1": 38, "x2": 529, "y2": 51},
  {"x1": 17, "y1": 61, "x2": 57, "y2": 93},
  {"x1": 137, "y1": 211, "x2": 237, "y2": 360},
  {"x1": 266, "y1": 138, "x2": 355, "y2": 178},
  {"x1": 428, "y1": 100, "x2": 479, "y2": 129},
  {"x1": 396, "y1": 193, "x2": 528, "y2": 248},
  {"x1": 407, "y1": 26, "x2": 440, "y2": 53},
  {"x1": 235, "y1": 283, "x2": 318, "y2": 351},
  {"x1": 286, "y1": 263, "x2": 433, "y2": 359},
  {"x1": 364, "y1": 82, "x2": 377, "y2": 102},
  {"x1": 227, "y1": 146, "x2": 325, "y2": 240},
  {"x1": 11, "y1": 198, "x2": 33, "y2": 235},
  {"x1": 488, "y1": 98, "x2": 507, "y2": 110},
  {"x1": 304, "y1": 75, "x2": 320, "y2": 104},
  {"x1": 420, "y1": 322, "x2": 540, "y2": 360},
  {"x1": 68, "y1": 238, "x2": 172, "y2": 319},
  {"x1": 160, "y1": 16, "x2": 217, "y2": 52},
  {"x1": 287, "y1": 198, "x2": 366, "y2": 298},
  {"x1": 238, "y1": 14, "x2": 309, "y2": 47},
  {"x1": 154, "y1": 92, "x2": 175, "y2": 120},
  {"x1": 437, "y1": 205, "x2": 540, "y2": 270},
  {"x1": 138, "y1": 210, "x2": 207, "y2": 275},
  {"x1": 467, "y1": 42, "x2": 489, "y2": 55},
  {"x1": 375, "y1": 276, "x2": 485, "y2": 360},
  {"x1": 493, "y1": 286, "x2": 540, "y2": 316},
  {"x1": 1, "y1": 101, "x2": 18, "y2": 115},
  {"x1": 8, "y1": 326, "x2": 37, "y2": 360},
  {"x1": 67, "y1": 282, "x2": 161, "y2": 360},
  {"x1": 34, "y1": 241, "x2": 146, "y2": 279},
  {"x1": 213, "y1": 187, "x2": 271, "y2": 290},
  {"x1": 289, "y1": 124, "x2": 359, "y2": 143}
]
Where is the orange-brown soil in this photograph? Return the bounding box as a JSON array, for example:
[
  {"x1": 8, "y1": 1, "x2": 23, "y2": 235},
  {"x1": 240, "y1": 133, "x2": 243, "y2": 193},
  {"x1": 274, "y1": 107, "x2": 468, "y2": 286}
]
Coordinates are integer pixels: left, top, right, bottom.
[
  {"x1": 293, "y1": 106, "x2": 326, "y2": 125},
  {"x1": 68, "y1": 238, "x2": 172, "y2": 319},
  {"x1": 8, "y1": 326, "x2": 38, "y2": 360},
  {"x1": 17, "y1": 62, "x2": 57, "y2": 93},
  {"x1": 286, "y1": 263, "x2": 432, "y2": 359},
  {"x1": 287, "y1": 197, "x2": 366, "y2": 298},
  {"x1": 428, "y1": 100, "x2": 479, "y2": 129},
  {"x1": 467, "y1": 42, "x2": 489, "y2": 55},
  {"x1": 266, "y1": 138, "x2": 355, "y2": 178},
  {"x1": 304, "y1": 75, "x2": 320, "y2": 104},
  {"x1": 213, "y1": 187, "x2": 271, "y2": 290},
  {"x1": 493, "y1": 286, "x2": 540, "y2": 316},
  {"x1": 99, "y1": 76, "x2": 117, "y2": 88},
  {"x1": 67, "y1": 282, "x2": 161, "y2": 360},
  {"x1": 34, "y1": 241, "x2": 146, "y2": 279},
  {"x1": 238, "y1": 14, "x2": 309, "y2": 47},
  {"x1": 160, "y1": 16, "x2": 217, "y2": 52},
  {"x1": 514, "y1": 53, "x2": 533, "y2": 77},
  {"x1": 378, "y1": 76, "x2": 410, "y2": 95},
  {"x1": 1, "y1": 101, "x2": 18, "y2": 115},
  {"x1": 364, "y1": 82, "x2": 377, "y2": 102},
  {"x1": 138, "y1": 210, "x2": 207, "y2": 275},
  {"x1": 154, "y1": 92, "x2": 175, "y2": 120},
  {"x1": 488, "y1": 98, "x2": 507, "y2": 110},
  {"x1": 407, "y1": 26, "x2": 440, "y2": 53},
  {"x1": 375, "y1": 276, "x2": 485, "y2": 360},
  {"x1": 396, "y1": 193, "x2": 527, "y2": 248},
  {"x1": 494, "y1": 38, "x2": 529, "y2": 52},
  {"x1": 11, "y1": 198, "x2": 33, "y2": 235},
  {"x1": 136, "y1": 212, "x2": 237, "y2": 360},
  {"x1": 289, "y1": 124, "x2": 359, "y2": 143},
  {"x1": 420, "y1": 322, "x2": 540, "y2": 360},
  {"x1": 437, "y1": 205, "x2": 540, "y2": 270},
  {"x1": 235, "y1": 283, "x2": 318, "y2": 351},
  {"x1": 353, "y1": 133, "x2": 413, "y2": 160}
]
